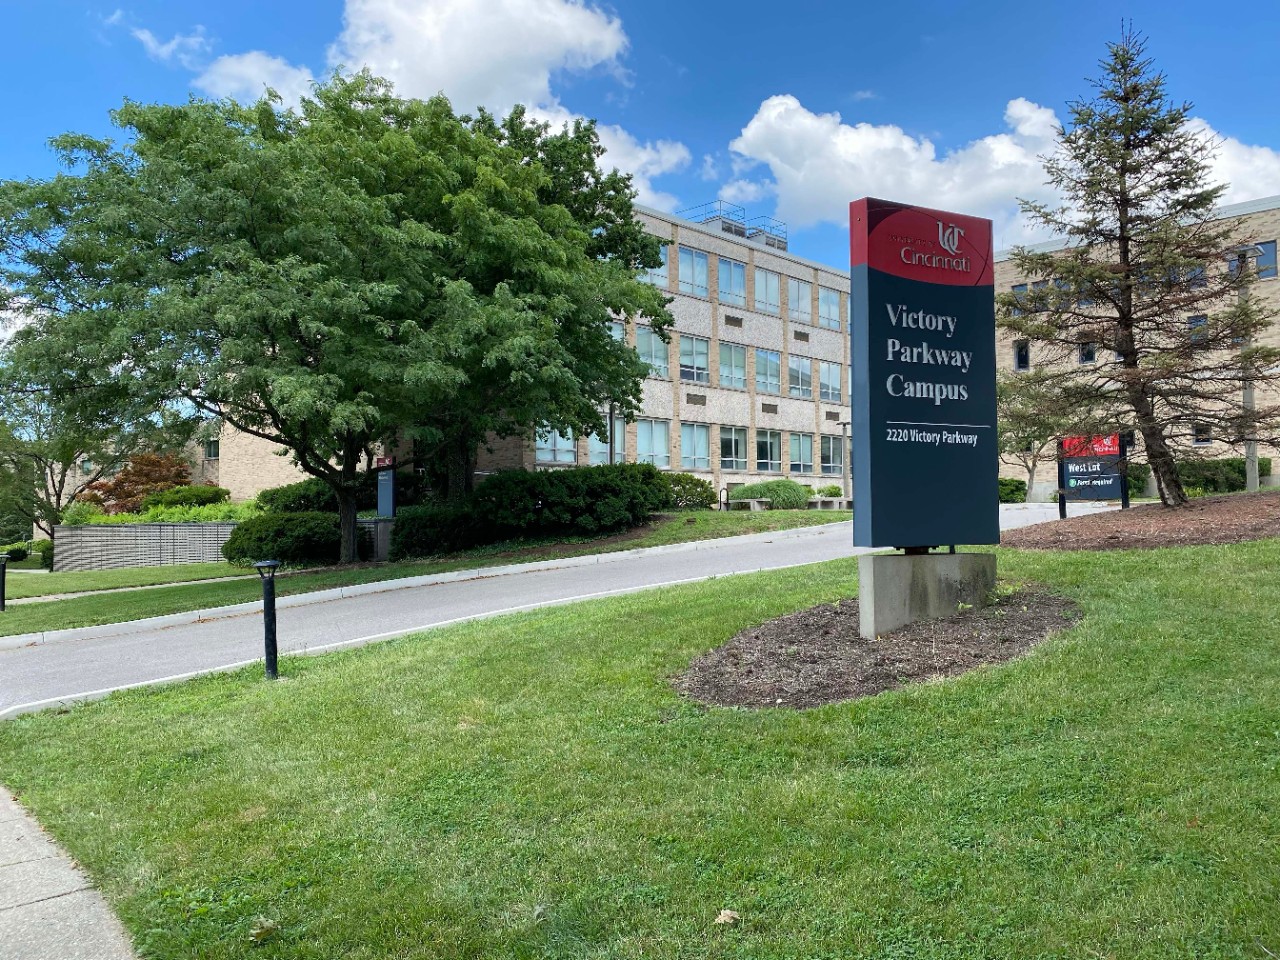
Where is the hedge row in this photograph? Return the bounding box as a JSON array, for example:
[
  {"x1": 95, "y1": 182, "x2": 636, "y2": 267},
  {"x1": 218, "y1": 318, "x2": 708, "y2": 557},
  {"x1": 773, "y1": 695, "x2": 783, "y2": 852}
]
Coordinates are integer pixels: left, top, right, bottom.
[
  {"x1": 727, "y1": 479, "x2": 812, "y2": 510},
  {"x1": 998, "y1": 477, "x2": 1027, "y2": 503},
  {"x1": 256, "y1": 472, "x2": 429, "y2": 513},
  {"x1": 391, "y1": 463, "x2": 672, "y2": 560}
]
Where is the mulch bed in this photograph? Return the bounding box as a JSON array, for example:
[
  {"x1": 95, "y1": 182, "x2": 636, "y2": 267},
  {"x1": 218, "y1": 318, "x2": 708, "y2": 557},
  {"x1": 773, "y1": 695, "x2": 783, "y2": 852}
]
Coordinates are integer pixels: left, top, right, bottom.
[
  {"x1": 1003, "y1": 489, "x2": 1280, "y2": 551},
  {"x1": 674, "y1": 588, "x2": 1077, "y2": 709}
]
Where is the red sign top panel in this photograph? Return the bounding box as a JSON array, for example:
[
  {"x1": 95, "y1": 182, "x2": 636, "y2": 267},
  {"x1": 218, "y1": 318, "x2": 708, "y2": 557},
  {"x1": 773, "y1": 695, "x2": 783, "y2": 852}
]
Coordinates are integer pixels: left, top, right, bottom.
[
  {"x1": 1063, "y1": 434, "x2": 1120, "y2": 458},
  {"x1": 850, "y1": 197, "x2": 994, "y2": 287}
]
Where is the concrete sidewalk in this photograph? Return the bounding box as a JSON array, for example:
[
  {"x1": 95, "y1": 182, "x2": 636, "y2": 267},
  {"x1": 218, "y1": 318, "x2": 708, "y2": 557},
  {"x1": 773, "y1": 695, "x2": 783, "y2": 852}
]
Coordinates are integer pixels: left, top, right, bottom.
[{"x1": 0, "y1": 790, "x2": 135, "y2": 960}]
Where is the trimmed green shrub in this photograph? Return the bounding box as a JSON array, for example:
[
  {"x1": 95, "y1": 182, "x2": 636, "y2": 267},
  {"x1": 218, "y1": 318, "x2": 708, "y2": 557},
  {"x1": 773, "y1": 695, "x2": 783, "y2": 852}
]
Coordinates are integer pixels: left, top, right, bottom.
[
  {"x1": 5, "y1": 547, "x2": 28, "y2": 562},
  {"x1": 472, "y1": 463, "x2": 670, "y2": 538},
  {"x1": 61, "y1": 501, "x2": 106, "y2": 525},
  {"x1": 222, "y1": 512, "x2": 342, "y2": 567},
  {"x1": 38, "y1": 540, "x2": 53, "y2": 569},
  {"x1": 389, "y1": 505, "x2": 494, "y2": 560},
  {"x1": 815, "y1": 484, "x2": 843, "y2": 498},
  {"x1": 727, "y1": 479, "x2": 812, "y2": 510},
  {"x1": 1175, "y1": 457, "x2": 1272, "y2": 494},
  {"x1": 1125, "y1": 463, "x2": 1152, "y2": 498},
  {"x1": 81, "y1": 502, "x2": 259, "y2": 525},
  {"x1": 998, "y1": 477, "x2": 1027, "y2": 503},
  {"x1": 665, "y1": 472, "x2": 716, "y2": 510},
  {"x1": 141, "y1": 485, "x2": 230, "y2": 509}
]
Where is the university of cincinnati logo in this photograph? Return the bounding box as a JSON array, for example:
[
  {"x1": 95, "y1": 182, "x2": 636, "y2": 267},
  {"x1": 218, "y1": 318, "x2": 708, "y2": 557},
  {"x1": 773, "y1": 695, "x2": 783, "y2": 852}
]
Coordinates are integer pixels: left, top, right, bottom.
[{"x1": 937, "y1": 220, "x2": 964, "y2": 256}]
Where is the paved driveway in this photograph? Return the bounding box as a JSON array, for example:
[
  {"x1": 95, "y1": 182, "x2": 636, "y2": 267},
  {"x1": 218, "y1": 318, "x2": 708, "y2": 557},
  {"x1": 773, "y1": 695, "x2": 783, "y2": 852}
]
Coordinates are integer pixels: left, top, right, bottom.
[{"x1": 0, "y1": 503, "x2": 1107, "y2": 719}]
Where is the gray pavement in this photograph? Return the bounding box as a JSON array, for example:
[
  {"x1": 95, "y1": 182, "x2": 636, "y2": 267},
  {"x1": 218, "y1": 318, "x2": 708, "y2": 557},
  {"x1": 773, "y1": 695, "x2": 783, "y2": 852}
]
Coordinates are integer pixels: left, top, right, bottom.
[
  {"x1": 0, "y1": 502, "x2": 1105, "y2": 721},
  {"x1": 0, "y1": 790, "x2": 135, "y2": 960}
]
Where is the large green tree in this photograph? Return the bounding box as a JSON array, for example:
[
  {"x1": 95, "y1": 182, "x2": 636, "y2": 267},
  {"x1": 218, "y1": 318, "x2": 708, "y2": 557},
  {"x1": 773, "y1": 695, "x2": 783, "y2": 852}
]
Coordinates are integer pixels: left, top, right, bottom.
[
  {"x1": 998, "y1": 29, "x2": 1280, "y2": 506},
  {"x1": 0, "y1": 73, "x2": 671, "y2": 561}
]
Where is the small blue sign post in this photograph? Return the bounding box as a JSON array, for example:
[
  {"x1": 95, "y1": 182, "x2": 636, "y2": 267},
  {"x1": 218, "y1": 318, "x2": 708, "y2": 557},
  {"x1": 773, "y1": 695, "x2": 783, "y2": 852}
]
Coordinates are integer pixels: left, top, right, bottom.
[{"x1": 376, "y1": 456, "x2": 395, "y2": 518}]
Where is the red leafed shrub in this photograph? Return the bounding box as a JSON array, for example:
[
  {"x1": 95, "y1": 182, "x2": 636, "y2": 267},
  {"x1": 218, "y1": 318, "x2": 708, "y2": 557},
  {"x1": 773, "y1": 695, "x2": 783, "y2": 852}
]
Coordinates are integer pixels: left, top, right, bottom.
[{"x1": 79, "y1": 452, "x2": 192, "y2": 514}]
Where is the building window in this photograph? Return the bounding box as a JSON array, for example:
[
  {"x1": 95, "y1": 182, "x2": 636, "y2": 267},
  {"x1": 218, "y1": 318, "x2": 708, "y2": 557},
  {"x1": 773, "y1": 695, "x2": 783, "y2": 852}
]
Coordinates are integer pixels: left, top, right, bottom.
[
  {"x1": 204, "y1": 439, "x2": 220, "y2": 460},
  {"x1": 680, "y1": 334, "x2": 710, "y2": 384},
  {"x1": 821, "y1": 435, "x2": 844, "y2": 476},
  {"x1": 719, "y1": 342, "x2": 747, "y2": 390},
  {"x1": 681, "y1": 422, "x2": 711, "y2": 470},
  {"x1": 756, "y1": 429, "x2": 782, "y2": 472},
  {"x1": 1192, "y1": 423, "x2": 1212, "y2": 446},
  {"x1": 637, "y1": 419, "x2": 670, "y2": 468},
  {"x1": 1078, "y1": 342, "x2": 1097, "y2": 364},
  {"x1": 636, "y1": 326, "x2": 669, "y2": 378},
  {"x1": 80, "y1": 458, "x2": 94, "y2": 475},
  {"x1": 788, "y1": 355, "x2": 812, "y2": 399},
  {"x1": 1188, "y1": 314, "x2": 1208, "y2": 346},
  {"x1": 819, "y1": 361, "x2": 841, "y2": 403},
  {"x1": 678, "y1": 247, "x2": 709, "y2": 297},
  {"x1": 755, "y1": 348, "x2": 781, "y2": 394},
  {"x1": 588, "y1": 415, "x2": 625, "y2": 465},
  {"x1": 719, "y1": 257, "x2": 746, "y2": 306},
  {"x1": 536, "y1": 427, "x2": 576, "y2": 464},
  {"x1": 789, "y1": 277, "x2": 812, "y2": 323},
  {"x1": 755, "y1": 268, "x2": 780, "y2": 314},
  {"x1": 1259, "y1": 240, "x2": 1277, "y2": 279},
  {"x1": 789, "y1": 433, "x2": 814, "y2": 474},
  {"x1": 1013, "y1": 339, "x2": 1031, "y2": 371},
  {"x1": 721, "y1": 426, "x2": 748, "y2": 471},
  {"x1": 818, "y1": 287, "x2": 841, "y2": 329},
  {"x1": 640, "y1": 244, "x2": 668, "y2": 287},
  {"x1": 1011, "y1": 282, "x2": 1028, "y2": 316},
  {"x1": 609, "y1": 320, "x2": 625, "y2": 341}
]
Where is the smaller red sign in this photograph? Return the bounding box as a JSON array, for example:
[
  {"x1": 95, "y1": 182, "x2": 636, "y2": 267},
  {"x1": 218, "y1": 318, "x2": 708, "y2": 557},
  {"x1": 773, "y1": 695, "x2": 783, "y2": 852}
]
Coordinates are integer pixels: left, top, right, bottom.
[
  {"x1": 1062, "y1": 434, "x2": 1120, "y2": 458},
  {"x1": 375, "y1": 456, "x2": 393, "y2": 468}
]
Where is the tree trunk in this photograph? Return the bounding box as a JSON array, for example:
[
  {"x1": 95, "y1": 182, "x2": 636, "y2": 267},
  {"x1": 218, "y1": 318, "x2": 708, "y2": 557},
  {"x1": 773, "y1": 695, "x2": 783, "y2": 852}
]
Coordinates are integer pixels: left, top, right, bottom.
[
  {"x1": 338, "y1": 490, "x2": 359, "y2": 564},
  {"x1": 445, "y1": 436, "x2": 475, "y2": 504},
  {"x1": 1129, "y1": 389, "x2": 1186, "y2": 506}
]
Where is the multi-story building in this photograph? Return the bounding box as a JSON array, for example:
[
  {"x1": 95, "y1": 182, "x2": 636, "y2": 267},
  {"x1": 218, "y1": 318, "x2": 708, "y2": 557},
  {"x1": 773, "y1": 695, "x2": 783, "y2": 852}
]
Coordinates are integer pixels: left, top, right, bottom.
[
  {"x1": 203, "y1": 201, "x2": 853, "y2": 501},
  {"x1": 994, "y1": 193, "x2": 1280, "y2": 499}
]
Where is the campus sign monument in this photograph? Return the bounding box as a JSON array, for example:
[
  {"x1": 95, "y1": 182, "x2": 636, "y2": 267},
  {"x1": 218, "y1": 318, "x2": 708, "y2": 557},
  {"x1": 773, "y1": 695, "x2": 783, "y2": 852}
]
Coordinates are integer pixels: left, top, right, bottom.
[{"x1": 849, "y1": 197, "x2": 999, "y2": 638}]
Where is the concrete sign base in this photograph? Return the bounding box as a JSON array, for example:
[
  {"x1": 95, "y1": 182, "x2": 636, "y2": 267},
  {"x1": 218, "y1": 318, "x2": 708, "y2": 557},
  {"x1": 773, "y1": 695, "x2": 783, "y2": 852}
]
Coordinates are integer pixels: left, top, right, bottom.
[{"x1": 858, "y1": 552, "x2": 997, "y2": 640}]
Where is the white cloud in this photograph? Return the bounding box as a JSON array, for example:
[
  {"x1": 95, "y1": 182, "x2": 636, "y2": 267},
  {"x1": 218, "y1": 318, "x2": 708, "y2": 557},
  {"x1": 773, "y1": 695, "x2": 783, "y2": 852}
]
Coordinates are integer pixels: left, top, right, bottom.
[
  {"x1": 727, "y1": 94, "x2": 1280, "y2": 249},
  {"x1": 327, "y1": 0, "x2": 627, "y2": 114},
  {"x1": 132, "y1": 26, "x2": 211, "y2": 70},
  {"x1": 726, "y1": 94, "x2": 1063, "y2": 248},
  {"x1": 849, "y1": 89, "x2": 878, "y2": 102},
  {"x1": 595, "y1": 124, "x2": 689, "y2": 209},
  {"x1": 195, "y1": 52, "x2": 316, "y2": 106}
]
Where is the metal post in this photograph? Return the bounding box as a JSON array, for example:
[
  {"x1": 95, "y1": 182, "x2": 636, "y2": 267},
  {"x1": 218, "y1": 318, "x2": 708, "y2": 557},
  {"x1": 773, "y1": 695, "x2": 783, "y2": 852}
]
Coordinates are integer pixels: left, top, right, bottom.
[
  {"x1": 0, "y1": 555, "x2": 7, "y2": 613},
  {"x1": 1119, "y1": 435, "x2": 1131, "y2": 510},
  {"x1": 839, "y1": 419, "x2": 852, "y2": 501},
  {"x1": 1241, "y1": 252, "x2": 1259, "y2": 492},
  {"x1": 1057, "y1": 440, "x2": 1067, "y2": 520},
  {"x1": 254, "y1": 560, "x2": 280, "y2": 680}
]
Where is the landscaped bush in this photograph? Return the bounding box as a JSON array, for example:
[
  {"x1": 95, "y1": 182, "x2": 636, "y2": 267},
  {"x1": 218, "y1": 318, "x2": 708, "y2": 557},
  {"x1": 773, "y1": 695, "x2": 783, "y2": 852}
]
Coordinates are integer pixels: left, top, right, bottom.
[
  {"x1": 78, "y1": 452, "x2": 192, "y2": 513},
  {"x1": 141, "y1": 485, "x2": 229, "y2": 509},
  {"x1": 5, "y1": 547, "x2": 28, "y2": 562},
  {"x1": 664, "y1": 472, "x2": 716, "y2": 510},
  {"x1": 221, "y1": 512, "x2": 342, "y2": 566},
  {"x1": 60, "y1": 501, "x2": 106, "y2": 525},
  {"x1": 472, "y1": 462, "x2": 670, "y2": 538},
  {"x1": 999, "y1": 477, "x2": 1028, "y2": 503},
  {"x1": 815, "y1": 484, "x2": 843, "y2": 498},
  {"x1": 389, "y1": 504, "x2": 495, "y2": 560},
  {"x1": 727, "y1": 479, "x2": 812, "y2": 510},
  {"x1": 1175, "y1": 456, "x2": 1273, "y2": 494},
  {"x1": 37, "y1": 540, "x2": 53, "y2": 569},
  {"x1": 1126, "y1": 463, "x2": 1152, "y2": 498}
]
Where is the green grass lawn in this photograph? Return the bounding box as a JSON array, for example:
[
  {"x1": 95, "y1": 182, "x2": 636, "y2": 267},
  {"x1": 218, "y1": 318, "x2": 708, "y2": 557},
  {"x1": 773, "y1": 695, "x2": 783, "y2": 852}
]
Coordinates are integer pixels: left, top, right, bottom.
[
  {"x1": 0, "y1": 510, "x2": 847, "y2": 635},
  {"x1": 5, "y1": 561, "x2": 244, "y2": 599},
  {"x1": 1, "y1": 539, "x2": 1278, "y2": 958}
]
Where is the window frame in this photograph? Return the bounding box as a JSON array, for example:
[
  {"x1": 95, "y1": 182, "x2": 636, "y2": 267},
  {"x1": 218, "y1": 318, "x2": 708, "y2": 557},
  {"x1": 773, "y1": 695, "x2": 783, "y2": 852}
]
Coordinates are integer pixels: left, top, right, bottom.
[
  {"x1": 754, "y1": 267, "x2": 781, "y2": 314},
  {"x1": 755, "y1": 348, "x2": 781, "y2": 395},
  {"x1": 720, "y1": 426, "x2": 748, "y2": 471},
  {"x1": 587, "y1": 414, "x2": 626, "y2": 465},
  {"x1": 818, "y1": 360, "x2": 842, "y2": 403},
  {"x1": 719, "y1": 342, "x2": 747, "y2": 390},
  {"x1": 1013, "y1": 339, "x2": 1031, "y2": 371},
  {"x1": 755, "y1": 429, "x2": 782, "y2": 473},
  {"x1": 817, "y1": 286, "x2": 841, "y2": 329},
  {"x1": 636, "y1": 326, "x2": 669, "y2": 378},
  {"x1": 719, "y1": 257, "x2": 747, "y2": 306},
  {"x1": 680, "y1": 422, "x2": 711, "y2": 471},
  {"x1": 640, "y1": 244, "x2": 669, "y2": 288},
  {"x1": 789, "y1": 432, "x2": 814, "y2": 474},
  {"x1": 679, "y1": 334, "x2": 710, "y2": 384},
  {"x1": 789, "y1": 277, "x2": 812, "y2": 324},
  {"x1": 678, "y1": 247, "x2": 709, "y2": 297},
  {"x1": 788, "y1": 355, "x2": 813, "y2": 399},
  {"x1": 820, "y1": 434, "x2": 844, "y2": 476},
  {"x1": 636, "y1": 419, "x2": 671, "y2": 469},
  {"x1": 535, "y1": 426, "x2": 577, "y2": 465}
]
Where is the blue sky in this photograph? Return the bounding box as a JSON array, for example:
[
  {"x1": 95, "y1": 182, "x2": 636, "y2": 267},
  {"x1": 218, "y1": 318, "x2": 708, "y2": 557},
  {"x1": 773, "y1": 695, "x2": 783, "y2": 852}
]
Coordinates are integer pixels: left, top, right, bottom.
[{"x1": 6, "y1": 0, "x2": 1280, "y2": 267}]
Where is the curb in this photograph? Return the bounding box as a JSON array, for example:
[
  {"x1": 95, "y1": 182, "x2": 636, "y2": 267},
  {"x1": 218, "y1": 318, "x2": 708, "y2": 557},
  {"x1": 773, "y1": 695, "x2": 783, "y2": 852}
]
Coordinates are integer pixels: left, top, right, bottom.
[{"x1": 0, "y1": 521, "x2": 852, "y2": 653}]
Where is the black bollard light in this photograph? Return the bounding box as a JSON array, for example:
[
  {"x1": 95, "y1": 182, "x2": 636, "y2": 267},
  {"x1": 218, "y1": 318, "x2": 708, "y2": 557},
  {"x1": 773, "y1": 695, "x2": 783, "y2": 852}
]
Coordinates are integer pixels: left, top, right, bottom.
[
  {"x1": 0, "y1": 554, "x2": 8, "y2": 613},
  {"x1": 253, "y1": 560, "x2": 281, "y2": 679}
]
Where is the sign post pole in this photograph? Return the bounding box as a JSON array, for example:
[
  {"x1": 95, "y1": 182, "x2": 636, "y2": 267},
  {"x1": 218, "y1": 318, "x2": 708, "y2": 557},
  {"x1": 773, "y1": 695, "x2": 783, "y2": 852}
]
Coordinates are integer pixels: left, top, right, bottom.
[
  {"x1": 1057, "y1": 440, "x2": 1067, "y2": 521},
  {"x1": 849, "y1": 198, "x2": 999, "y2": 638}
]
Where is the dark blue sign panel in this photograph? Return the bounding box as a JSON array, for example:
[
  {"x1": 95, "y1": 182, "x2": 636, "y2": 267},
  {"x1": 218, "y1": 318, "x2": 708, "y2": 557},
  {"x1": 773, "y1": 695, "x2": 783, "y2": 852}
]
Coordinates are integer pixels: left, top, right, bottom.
[
  {"x1": 376, "y1": 457, "x2": 395, "y2": 518},
  {"x1": 850, "y1": 198, "x2": 999, "y2": 547},
  {"x1": 1059, "y1": 435, "x2": 1126, "y2": 502}
]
